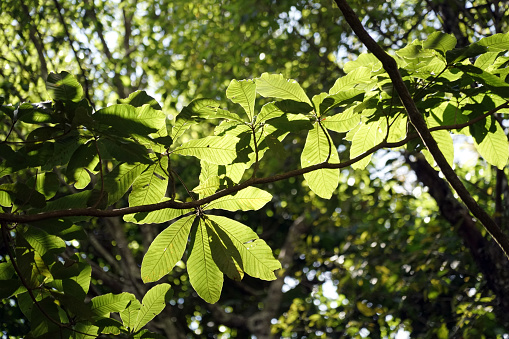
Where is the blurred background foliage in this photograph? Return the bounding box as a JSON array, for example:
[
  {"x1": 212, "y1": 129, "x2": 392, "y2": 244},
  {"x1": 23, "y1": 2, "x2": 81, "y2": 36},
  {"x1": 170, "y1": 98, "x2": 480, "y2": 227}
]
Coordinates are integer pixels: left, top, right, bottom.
[{"x1": 1, "y1": 0, "x2": 509, "y2": 337}]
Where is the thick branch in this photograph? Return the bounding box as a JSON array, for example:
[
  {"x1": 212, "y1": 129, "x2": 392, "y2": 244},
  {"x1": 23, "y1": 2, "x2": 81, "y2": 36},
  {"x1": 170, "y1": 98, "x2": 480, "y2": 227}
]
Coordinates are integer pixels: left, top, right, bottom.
[{"x1": 334, "y1": 0, "x2": 509, "y2": 259}]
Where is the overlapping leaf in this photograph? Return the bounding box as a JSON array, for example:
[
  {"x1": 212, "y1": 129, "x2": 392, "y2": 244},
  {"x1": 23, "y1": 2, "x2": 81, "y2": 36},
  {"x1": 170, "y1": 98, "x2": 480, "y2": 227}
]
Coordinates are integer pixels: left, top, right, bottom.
[
  {"x1": 141, "y1": 215, "x2": 195, "y2": 283},
  {"x1": 301, "y1": 124, "x2": 339, "y2": 199},
  {"x1": 173, "y1": 135, "x2": 239, "y2": 165},
  {"x1": 255, "y1": 73, "x2": 312, "y2": 105},
  {"x1": 206, "y1": 187, "x2": 272, "y2": 211},
  {"x1": 226, "y1": 79, "x2": 256, "y2": 121}
]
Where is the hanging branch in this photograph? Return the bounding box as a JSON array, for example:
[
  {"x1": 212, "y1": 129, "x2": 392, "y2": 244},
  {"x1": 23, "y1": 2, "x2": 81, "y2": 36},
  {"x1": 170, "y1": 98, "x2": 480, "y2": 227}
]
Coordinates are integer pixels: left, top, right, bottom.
[{"x1": 334, "y1": 0, "x2": 509, "y2": 259}]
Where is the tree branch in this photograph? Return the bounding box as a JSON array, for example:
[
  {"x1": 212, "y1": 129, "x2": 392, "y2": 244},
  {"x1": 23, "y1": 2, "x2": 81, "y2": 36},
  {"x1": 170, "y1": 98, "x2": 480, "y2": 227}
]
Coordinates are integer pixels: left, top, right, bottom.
[{"x1": 334, "y1": 0, "x2": 509, "y2": 259}]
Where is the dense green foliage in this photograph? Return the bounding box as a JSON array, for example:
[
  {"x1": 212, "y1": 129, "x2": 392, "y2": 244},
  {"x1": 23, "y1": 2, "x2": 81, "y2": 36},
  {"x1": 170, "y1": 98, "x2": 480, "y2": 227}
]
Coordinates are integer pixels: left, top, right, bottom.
[{"x1": 1, "y1": 1, "x2": 509, "y2": 338}]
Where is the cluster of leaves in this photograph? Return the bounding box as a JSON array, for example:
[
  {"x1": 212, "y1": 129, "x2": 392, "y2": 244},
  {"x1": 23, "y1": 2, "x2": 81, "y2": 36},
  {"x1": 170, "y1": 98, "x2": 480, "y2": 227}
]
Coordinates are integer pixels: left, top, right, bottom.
[{"x1": 0, "y1": 31, "x2": 509, "y2": 337}]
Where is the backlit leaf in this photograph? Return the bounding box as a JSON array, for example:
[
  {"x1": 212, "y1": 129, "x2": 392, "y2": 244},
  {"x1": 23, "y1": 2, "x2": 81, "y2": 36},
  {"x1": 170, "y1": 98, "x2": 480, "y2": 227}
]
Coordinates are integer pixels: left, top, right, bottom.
[
  {"x1": 133, "y1": 284, "x2": 171, "y2": 332},
  {"x1": 188, "y1": 218, "x2": 223, "y2": 303},
  {"x1": 301, "y1": 124, "x2": 339, "y2": 199},
  {"x1": 141, "y1": 215, "x2": 195, "y2": 283},
  {"x1": 173, "y1": 135, "x2": 239, "y2": 165},
  {"x1": 208, "y1": 215, "x2": 281, "y2": 281},
  {"x1": 206, "y1": 187, "x2": 272, "y2": 211},
  {"x1": 46, "y1": 71, "x2": 83, "y2": 102},
  {"x1": 255, "y1": 73, "x2": 312, "y2": 105},
  {"x1": 226, "y1": 79, "x2": 256, "y2": 121}
]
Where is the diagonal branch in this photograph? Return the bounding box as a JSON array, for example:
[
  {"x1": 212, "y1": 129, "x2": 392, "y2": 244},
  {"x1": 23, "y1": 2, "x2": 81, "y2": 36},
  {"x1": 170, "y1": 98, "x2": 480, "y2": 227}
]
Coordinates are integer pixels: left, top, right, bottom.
[{"x1": 334, "y1": 0, "x2": 509, "y2": 259}]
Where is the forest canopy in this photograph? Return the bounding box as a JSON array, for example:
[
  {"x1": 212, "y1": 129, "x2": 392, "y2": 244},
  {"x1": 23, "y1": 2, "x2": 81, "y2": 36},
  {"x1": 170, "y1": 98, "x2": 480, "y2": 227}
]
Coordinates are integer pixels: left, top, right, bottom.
[{"x1": 1, "y1": 0, "x2": 509, "y2": 338}]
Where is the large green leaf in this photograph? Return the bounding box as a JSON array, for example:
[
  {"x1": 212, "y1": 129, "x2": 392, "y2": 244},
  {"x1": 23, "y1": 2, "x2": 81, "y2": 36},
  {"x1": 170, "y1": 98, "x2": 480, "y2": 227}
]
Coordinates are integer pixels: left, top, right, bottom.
[
  {"x1": 300, "y1": 124, "x2": 339, "y2": 199},
  {"x1": 133, "y1": 284, "x2": 171, "y2": 332},
  {"x1": 208, "y1": 215, "x2": 281, "y2": 281},
  {"x1": 473, "y1": 116, "x2": 509, "y2": 169},
  {"x1": 90, "y1": 292, "x2": 133, "y2": 317},
  {"x1": 129, "y1": 157, "x2": 168, "y2": 207},
  {"x1": 94, "y1": 104, "x2": 166, "y2": 138},
  {"x1": 226, "y1": 79, "x2": 256, "y2": 121},
  {"x1": 350, "y1": 119, "x2": 386, "y2": 170},
  {"x1": 425, "y1": 113, "x2": 454, "y2": 167},
  {"x1": 123, "y1": 199, "x2": 193, "y2": 224},
  {"x1": 141, "y1": 215, "x2": 195, "y2": 283},
  {"x1": 477, "y1": 32, "x2": 509, "y2": 51},
  {"x1": 206, "y1": 187, "x2": 272, "y2": 211},
  {"x1": 171, "y1": 99, "x2": 224, "y2": 139},
  {"x1": 422, "y1": 32, "x2": 457, "y2": 55},
  {"x1": 256, "y1": 102, "x2": 285, "y2": 124},
  {"x1": 118, "y1": 90, "x2": 162, "y2": 110},
  {"x1": 255, "y1": 73, "x2": 312, "y2": 105},
  {"x1": 103, "y1": 163, "x2": 148, "y2": 206},
  {"x1": 188, "y1": 218, "x2": 223, "y2": 303},
  {"x1": 205, "y1": 219, "x2": 243, "y2": 281},
  {"x1": 66, "y1": 142, "x2": 99, "y2": 189},
  {"x1": 321, "y1": 106, "x2": 361, "y2": 133},
  {"x1": 328, "y1": 67, "x2": 372, "y2": 95},
  {"x1": 120, "y1": 298, "x2": 141, "y2": 330},
  {"x1": 173, "y1": 135, "x2": 239, "y2": 165},
  {"x1": 46, "y1": 71, "x2": 83, "y2": 102},
  {"x1": 24, "y1": 227, "x2": 66, "y2": 259}
]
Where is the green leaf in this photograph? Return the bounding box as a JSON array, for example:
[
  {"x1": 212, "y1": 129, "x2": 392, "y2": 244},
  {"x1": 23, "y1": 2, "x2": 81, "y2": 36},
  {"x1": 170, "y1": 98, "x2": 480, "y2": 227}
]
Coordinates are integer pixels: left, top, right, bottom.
[
  {"x1": 255, "y1": 73, "x2": 312, "y2": 105},
  {"x1": 24, "y1": 227, "x2": 66, "y2": 259},
  {"x1": 94, "y1": 104, "x2": 166, "y2": 138},
  {"x1": 0, "y1": 262, "x2": 15, "y2": 280},
  {"x1": 226, "y1": 79, "x2": 256, "y2": 121},
  {"x1": 344, "y1": 53, "x2": 382, "y2": 73},
  {"x1": 446, "y1": 44, "x2": 488, "y2": 64},
  {"x1": 118, "y1": 90, "x2": 162, "y2": 110},
  {"x1": 188, "y1": 218, "x2": 223, "y2": 303},
  {"x1": 90, "y1": 292, "x2": 133, "y2": 317},
  {"x1": 477, "y1": 32, "x2": 509, "y2": 51},
  {"x1": 319, "y1": 89, "x2": 364, "y2": 115},
  {"x1": 473, "y1": 116, "x2": 509, "y2": 169},
  {"x1": 66, "y1": 142, "x2": 100, "y2": 189},
  {"x1": 208, "y1": 215, "x2": 281, "y2": 280},
  {"x1": 99, "y1": 138, "x2": 153, "y2": 164},
  {"x1": 329, "y1": 67, "x2": 372, "y2": 95},
  {"x1": 206, "y1": 187, "x2": 272, "y2": 211},
  {"x1": 422, "y1": 32, "x2": 457, "y2": 54},
  {"x1": 350, "y1": 119, "x2": 386, "y2": 170},
  {"x1": 173, "y1": 135, "x2": 239, "y2": 165},
  {"x1": 133, "y1": 283, "x2": 171, "y2": 332},
  {"x1": 321, "y1": 106, "x2": 361, "y2": 133},
  {"x1": 120, "y1": 298, "x2": 141, "y2": 330},
  {"x1": 123, "y1": 199, "x2": 193, "y2": 224},
  {"x1": 141, "y1": 215, "x2": 195, "y2": 283},
  {"x1": 204, "y1": 219, "x2": 244, "y2": 281},
  {"x1": 46, "y1": 71, "x2": 84, "y2": 102},
  {"x1": 27, "y1": 172, "x2": 59, "y2": 200},
  {"x1": 129, "y1": 157, "x2": 168, "y2": 207},
  {"x1": 172, "y1": 99, "x2": 224, "y2": 139},
  {"x1": 103, "y1": 163, "x2": 149, "y2": 206},
  {"x1": 0, "y1": 182, "x2": 46, "y2": 209},
  {"x1": 426, "y1": 113, "x2": 454, "y2": 167},
  {"x1": 301, "y1": 124, "x2": 339, "y2": 199},
  {"x1": 256, "y1": 102, "x2": 285, "y2": 124}
]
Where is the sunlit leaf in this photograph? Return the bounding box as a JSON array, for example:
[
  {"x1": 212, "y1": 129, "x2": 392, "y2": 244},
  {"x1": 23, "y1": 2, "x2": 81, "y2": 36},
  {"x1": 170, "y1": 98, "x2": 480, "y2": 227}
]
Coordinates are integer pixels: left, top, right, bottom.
[
  {"x1": 301, "y1": 124, "x2": 339, "y2": 199},
  {"x1": 90, "y1": 292, "x2": 133, "y2": 317},
  {"x1": 473, "y1": 116, "x2": 509, "y2": 169},
  {"x1": 141, "y1": 215, "x2": 195, "y2": 283},
  {"x1": 350, "y1": 119, "x2": 386, "y2": 170},
  {"x1": 129, "y1": 157, "x2": 168, "y2": 207},
  {"x1": 173, "y1": 135, "x2": 239, "y2": 165},
  {"x1": 206, "y1": 187, "x2": 272, "y2": 211},
  {"x1": 208, "y1": 215, "x2": 281, "y2": 280},
  {"x1": 188, "y1": 218, "x2": 223, "y2": 303},
  {"x1": 226, "y1": 79, "x2": 256, "y2": 121},
  {"x1": 133, "y1": 284, "x2": 171, "y2": 332},
  {"x1": 255, "y1": 73, "x2": 312, "y2": 105},
  {"x1": 46, "y1": 71, "x2": 83, "y2": 102}
]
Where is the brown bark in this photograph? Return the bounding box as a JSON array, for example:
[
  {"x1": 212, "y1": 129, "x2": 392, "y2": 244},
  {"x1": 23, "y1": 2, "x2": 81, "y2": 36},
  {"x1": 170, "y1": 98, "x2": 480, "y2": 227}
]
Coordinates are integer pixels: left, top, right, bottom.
[{"x1": 406, "y1": 154, "x2": 509, "y2": 326}]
